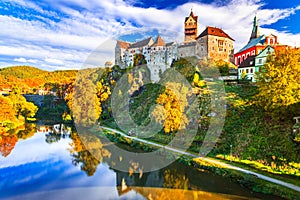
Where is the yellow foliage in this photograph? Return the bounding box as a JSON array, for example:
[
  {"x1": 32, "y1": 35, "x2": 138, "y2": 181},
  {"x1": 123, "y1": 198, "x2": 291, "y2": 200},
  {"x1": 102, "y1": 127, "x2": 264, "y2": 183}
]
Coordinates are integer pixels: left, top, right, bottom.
[
  {"x1": 256, "y1": 48, "x2": 300, "y2": 111},
  {"x1": 152, "y1": 82, "x2": 189, "y2": 134}
]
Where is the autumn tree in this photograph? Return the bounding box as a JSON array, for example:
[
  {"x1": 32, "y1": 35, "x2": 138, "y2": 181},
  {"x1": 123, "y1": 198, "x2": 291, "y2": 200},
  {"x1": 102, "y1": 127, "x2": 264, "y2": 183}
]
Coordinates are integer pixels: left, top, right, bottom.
[
  {"x1": 0, "y1": 96, "x2": 18, "y2": 131},
  {"x1": 152, "y1": 82, "x2": 189, "y2": 134},
  {"x1": 255, "y1": 48, "x2": 300, "y2": 115},
  {"x1": 8, "y1": 88, "x2": 38, "y2": 119},
  {"x1": 65, "y1": 69, "x2": 111, "y2": 127}
]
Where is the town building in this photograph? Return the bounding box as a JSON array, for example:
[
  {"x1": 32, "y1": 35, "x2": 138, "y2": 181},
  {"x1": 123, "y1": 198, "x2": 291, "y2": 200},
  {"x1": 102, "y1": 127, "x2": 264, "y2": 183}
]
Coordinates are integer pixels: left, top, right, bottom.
[
  {"x1": 235, "y1": 16, "x2": 290, "y2": 81},
  {"x1": 196, "y1": 26, "x2": 235, "y2": 63}
]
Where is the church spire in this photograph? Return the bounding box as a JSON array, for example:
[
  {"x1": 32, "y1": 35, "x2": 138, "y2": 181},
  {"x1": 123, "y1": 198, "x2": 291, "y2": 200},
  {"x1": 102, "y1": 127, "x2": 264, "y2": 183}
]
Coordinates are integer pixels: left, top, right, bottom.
[{"x1": 249, "y1": 15, "x2": 260, "y2": 42}]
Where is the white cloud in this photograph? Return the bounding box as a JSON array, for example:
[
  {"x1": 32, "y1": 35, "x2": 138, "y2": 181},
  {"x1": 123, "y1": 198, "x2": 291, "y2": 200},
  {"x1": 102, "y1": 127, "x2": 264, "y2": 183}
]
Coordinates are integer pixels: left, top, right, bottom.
[
  {"x1": 14, "y1": 57, "x2": 38, "y2": 63},
  {"x1": 0, "y1": 0, "x2": 300, "y2": 70},
  {"x1": 14, "y1": 57, "x2": 27, "y2": 63},
  {"x1": 45, "y1": 58, "x2": 64, "y2": 65}
]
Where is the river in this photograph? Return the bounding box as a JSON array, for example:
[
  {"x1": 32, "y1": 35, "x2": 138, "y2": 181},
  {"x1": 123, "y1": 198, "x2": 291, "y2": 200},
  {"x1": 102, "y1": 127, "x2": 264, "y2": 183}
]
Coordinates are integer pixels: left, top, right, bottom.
[{"x1": 0, "y1": 123, "x2": 284, "y2": 200}]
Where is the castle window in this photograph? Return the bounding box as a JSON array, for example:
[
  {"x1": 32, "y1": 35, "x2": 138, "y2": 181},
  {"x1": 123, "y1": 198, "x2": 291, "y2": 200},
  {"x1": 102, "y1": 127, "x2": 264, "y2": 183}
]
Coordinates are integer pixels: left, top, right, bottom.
[
  {"x1": 250, "y1": 68, "x2": 253, "y2": 73},
  {"x1": 246, "y1": 69, "x2": 249, "y2": 73},
  {"x1": 218, "y1": 40, "x2": 224, "y2": 51}
]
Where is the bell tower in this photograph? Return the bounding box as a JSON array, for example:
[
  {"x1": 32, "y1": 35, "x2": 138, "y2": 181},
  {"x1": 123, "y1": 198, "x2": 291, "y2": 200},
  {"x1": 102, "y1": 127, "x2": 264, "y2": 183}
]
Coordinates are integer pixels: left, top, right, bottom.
[
  {"x1": 249, "y1": 15, "x2": 260, "y2": 42},
  {"x1": 184, "y1": 9, "x2": 198, "y2": 43}
]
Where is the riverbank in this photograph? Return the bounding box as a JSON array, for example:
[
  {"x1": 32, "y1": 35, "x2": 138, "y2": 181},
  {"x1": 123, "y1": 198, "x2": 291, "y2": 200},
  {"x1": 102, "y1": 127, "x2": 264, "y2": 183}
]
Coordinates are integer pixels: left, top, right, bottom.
[{"x1": 97, "y1": 126, "x2": 300, "y2": 200}]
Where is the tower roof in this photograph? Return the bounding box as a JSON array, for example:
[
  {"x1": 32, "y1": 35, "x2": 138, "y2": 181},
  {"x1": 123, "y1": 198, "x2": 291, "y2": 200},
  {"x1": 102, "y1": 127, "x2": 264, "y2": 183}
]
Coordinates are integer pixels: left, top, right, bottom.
[
  {"x1": 117, "y1": 40, "x2": 131, "y2": 49},
  {"x1": 249, "y1": 15, "x2": 260, "y2": 42},
  {"x1": 151, "y1": 35, "x2": 166, "y2": 47},
  {"x1": 197, "y1": 26, "x2": 234, "y2": 41},
  {"x1": 237, "y1": 35, "x2": 265, "y2": 53},
  {"x1": 185, "y1": 9, "x2": 198, "y2": 22}
]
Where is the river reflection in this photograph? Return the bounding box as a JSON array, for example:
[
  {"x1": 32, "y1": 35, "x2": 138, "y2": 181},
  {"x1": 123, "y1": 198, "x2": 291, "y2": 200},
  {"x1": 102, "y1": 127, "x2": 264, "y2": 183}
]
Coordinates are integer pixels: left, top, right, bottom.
[{"x1": 0, "y1": 124, "x2": 284, "y2": 200}]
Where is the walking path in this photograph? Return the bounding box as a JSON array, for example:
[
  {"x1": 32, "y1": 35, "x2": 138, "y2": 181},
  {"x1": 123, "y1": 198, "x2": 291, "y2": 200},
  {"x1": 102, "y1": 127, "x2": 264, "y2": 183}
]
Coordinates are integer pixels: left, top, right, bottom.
[{"x1": 100, "y1": 126, "x2": 300, "y2": 193}]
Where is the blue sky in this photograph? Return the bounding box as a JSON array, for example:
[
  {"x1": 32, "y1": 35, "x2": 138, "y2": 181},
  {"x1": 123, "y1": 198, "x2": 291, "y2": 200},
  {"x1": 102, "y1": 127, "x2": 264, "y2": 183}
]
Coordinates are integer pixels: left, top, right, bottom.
[{"x1": 0, "y1": 0, "x2": 300, "y2": 70}]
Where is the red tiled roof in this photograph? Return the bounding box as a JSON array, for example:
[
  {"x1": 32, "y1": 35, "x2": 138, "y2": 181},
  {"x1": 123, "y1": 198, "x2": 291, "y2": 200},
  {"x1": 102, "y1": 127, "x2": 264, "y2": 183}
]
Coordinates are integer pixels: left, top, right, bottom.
[
  {"x1": 197, "y1": 26, "x2": 235, "y2": 41},
  {"x1": 151, "y1": 35, "x2": 166, "y2": 47},
  {"x1": 117, "y1": 40, "x2": 131, "y2": 49}
]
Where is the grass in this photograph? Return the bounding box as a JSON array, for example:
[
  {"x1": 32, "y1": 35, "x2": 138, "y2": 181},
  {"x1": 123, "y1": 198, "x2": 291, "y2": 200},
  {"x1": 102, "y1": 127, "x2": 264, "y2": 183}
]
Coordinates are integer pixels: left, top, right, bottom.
[
  {"x1": 212, "y1": 155, "x2": 300, "y2": 188},
  {"x1": 190, "y1": 157, "x2": 300, "y2": 200}
]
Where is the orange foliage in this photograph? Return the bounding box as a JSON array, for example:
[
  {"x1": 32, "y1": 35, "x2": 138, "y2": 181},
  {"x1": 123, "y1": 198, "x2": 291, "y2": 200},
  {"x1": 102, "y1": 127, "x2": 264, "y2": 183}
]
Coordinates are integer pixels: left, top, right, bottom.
[{"x1": 0, "y1": 134, "x2": 18, "y2": 157}]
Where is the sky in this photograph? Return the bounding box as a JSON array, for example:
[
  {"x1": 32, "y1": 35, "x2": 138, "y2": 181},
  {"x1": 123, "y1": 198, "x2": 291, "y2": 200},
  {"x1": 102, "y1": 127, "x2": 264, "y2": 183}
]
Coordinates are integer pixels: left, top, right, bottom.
[{"x1": 0, "y1": 0, "x2": 300, "y2": 71}]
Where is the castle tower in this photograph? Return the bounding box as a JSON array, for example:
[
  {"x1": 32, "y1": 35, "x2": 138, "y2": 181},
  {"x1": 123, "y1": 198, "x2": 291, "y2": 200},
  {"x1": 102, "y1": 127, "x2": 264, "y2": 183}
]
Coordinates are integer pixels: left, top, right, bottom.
[
  {"x1": 249, "y1": 15, "x2": 260, "y2": 42},
  {"x1": 184, "y1": 9, "x2": 198, "y2": 43}
]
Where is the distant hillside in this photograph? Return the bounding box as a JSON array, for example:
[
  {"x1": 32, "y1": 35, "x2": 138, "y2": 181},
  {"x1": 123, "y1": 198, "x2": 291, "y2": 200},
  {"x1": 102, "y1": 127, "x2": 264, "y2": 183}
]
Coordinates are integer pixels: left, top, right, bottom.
[
  {"x1": 0, "y1": 66, "x2": 48, "y2": 79},
  {"x1": 0, "y1": 66, "x2": 79, "y2": 92}
]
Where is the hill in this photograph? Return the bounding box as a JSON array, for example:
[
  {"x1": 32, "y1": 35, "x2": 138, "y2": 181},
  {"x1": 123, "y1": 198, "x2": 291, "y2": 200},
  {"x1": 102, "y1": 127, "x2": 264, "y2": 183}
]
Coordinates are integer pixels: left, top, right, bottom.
[
  {"x1": 0, "y1": 66, "x2": 48, "y2": 79},
  {"x1": 0, "y1": 66, "x2": 78, "y2": 93}
]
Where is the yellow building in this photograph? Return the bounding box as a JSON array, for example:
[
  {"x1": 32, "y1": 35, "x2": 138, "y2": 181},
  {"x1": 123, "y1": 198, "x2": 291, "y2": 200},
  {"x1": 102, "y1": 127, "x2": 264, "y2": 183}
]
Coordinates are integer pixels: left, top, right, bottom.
[{"x1": 196, "y1": 26, "x2": 235, "y2": 63}]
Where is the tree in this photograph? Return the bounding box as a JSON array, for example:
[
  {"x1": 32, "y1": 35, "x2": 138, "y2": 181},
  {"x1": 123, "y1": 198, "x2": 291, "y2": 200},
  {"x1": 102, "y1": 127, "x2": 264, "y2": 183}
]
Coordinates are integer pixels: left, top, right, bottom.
[
  {"x1": 133, "y1": 54, "x2": 147, "y2": 66},
  {"x1": 65, "y1": 69, "x2": 111, "y2": 127},
  {"x1": 256, "y1": 48, "x2": 300, "y2": 113},
  {"x1": 8, "y1": 88, "x2": 38, "y2": 119},
  {"x1": 0, "y1": 96, "x2": 16, "y2": 125},
  {"x1": 152, "y1": 82, "x2": 189, "y2": 134}
]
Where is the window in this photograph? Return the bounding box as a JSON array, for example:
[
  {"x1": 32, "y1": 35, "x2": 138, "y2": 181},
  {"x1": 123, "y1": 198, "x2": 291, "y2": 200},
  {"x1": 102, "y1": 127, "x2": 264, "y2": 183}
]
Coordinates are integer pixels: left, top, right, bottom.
[
  {"x1": 258, "y1": 59, "x2": 262, "y2": 64},
  {"x1": 246, "y1": 69, "x2": 249, "y2": 73},
  {"x1": 250, "y1": 68, "x2": 253, "y2": 73},
  {"x1": 218, "y1": 40, "x2": 224, "y2": 51}
]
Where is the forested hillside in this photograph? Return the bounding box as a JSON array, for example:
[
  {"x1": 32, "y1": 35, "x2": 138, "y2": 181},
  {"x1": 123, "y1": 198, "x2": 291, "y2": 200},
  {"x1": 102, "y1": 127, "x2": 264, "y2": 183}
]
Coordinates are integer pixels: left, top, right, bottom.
[{"x1": 0, "y1": 66, "x2": 78, "y2": 93}]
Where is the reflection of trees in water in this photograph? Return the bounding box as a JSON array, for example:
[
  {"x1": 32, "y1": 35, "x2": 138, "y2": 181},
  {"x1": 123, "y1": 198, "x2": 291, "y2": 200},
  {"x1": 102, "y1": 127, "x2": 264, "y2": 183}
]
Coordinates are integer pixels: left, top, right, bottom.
[
  {"x1": 163, "y1": 169, "x2": 189, "y2": 189},
  {"x1": 0, "y1": 134, "x2": 18, "y2": 157},
  {"x1": 69, "y1": 130, "x2": 111, "y2": 176},
  {"x1": 0, "y1": 123, "x2": 37, "y2": 157},
  {"x1": 45, "y1": 124, "x2": 71, "y2": 144},
  {"x1": 17, "y1": 123, "x2": 37, "y2": 140},
  {"x1": 113, "y1": 163, "x2": 192, "y2": 200}
]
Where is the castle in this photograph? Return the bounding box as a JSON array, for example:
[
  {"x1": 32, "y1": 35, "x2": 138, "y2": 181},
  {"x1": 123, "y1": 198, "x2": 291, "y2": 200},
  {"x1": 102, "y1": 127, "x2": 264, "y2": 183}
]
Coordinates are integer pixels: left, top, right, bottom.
[{"x1": 115, "y1": 9, "x2": 235, "y2": 81}]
